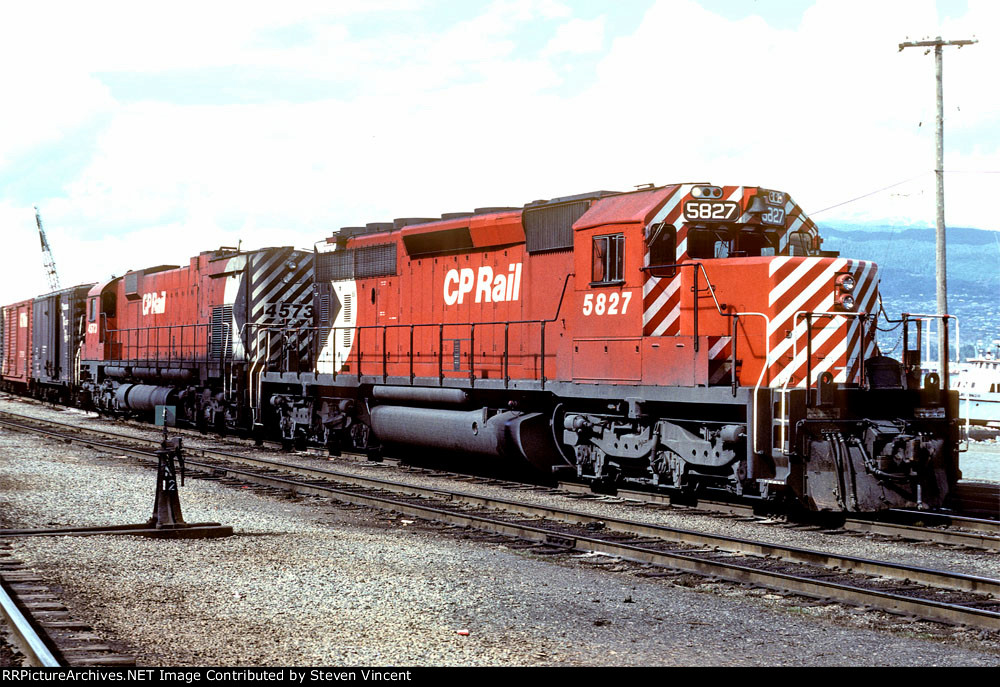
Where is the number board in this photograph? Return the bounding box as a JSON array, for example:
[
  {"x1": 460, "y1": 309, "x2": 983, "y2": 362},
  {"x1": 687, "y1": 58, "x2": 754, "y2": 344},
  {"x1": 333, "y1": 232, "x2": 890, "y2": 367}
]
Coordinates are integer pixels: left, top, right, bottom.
[
  {"x1": 760, "y1": 206, "x2": 786, "y2": 226},
  {"x1": 263, "y1": 302, "x2": 315, "y2": 322},
  {"x1": 683, "y1": 201, "x2": 739, "y2": 222},
  {"x1": 759, "y1": 189, "x2": 787, "y2": 226}
]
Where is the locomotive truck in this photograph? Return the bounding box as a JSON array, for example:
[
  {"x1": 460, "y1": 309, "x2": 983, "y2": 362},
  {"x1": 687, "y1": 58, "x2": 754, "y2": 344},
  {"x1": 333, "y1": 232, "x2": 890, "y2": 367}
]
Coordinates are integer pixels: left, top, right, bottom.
[{"x1": 1, "y1": 183, "x2": 960, "y2": 512}]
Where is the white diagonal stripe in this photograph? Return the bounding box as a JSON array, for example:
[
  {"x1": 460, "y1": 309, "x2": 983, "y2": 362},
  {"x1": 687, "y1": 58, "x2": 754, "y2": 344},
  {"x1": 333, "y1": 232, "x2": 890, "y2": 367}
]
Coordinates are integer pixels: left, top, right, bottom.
[
  {"x1": 643, "y1": 277, "x2": 680, "y2": 323},
  {"x1": 769, "y1": 259, "x2": 846, "y2": 334},
  {"x1": 769, "y1": 258, "x2": 818, "y2": 306},
  {"x1": 709, "y1": 336, "x2": 730, "y2": 358},
  {"x1": 652, "y1": 305, "x2": 680, "y2": 337},
  {"x1": 771, "y1": 316, "x2": 844, "y2": 387}
]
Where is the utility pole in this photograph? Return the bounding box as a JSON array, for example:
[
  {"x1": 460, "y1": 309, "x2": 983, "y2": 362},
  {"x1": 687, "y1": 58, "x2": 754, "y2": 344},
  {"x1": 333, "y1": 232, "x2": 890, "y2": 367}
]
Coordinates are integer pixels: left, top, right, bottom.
[
  {"x1": 898, "y1": 36, "x2": 976, "y2": 381},
  {"x1": 33, "y1": 205, "x2": 61, "y2": 291}
]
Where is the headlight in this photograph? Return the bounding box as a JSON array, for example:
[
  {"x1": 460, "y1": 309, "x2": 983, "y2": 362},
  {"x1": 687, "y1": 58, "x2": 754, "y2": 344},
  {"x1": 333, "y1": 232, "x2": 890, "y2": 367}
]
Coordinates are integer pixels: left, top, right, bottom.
[
  {"x1": 836, "y1": 274, "x2": 856, "y2": 292},
  {"x1": 837, "y1": 294, "x2": 856, "y2": 311}
]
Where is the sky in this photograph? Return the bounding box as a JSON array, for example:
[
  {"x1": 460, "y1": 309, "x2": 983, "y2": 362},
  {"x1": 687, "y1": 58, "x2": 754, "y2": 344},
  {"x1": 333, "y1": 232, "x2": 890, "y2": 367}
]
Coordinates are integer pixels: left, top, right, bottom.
[{"x1": 1, "y1": 0, "x2": 997, "y2": 305}]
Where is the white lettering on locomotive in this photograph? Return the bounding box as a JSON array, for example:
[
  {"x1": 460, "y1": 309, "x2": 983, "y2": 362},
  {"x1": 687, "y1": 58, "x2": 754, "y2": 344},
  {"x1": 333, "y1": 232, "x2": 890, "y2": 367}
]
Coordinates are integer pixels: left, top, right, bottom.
[
  {"x1": 142, "y1": 291, "x2": 167, "y2": 315},
  {"x1": 444, "y1": 263, "x2": 521, "y2": 306}
]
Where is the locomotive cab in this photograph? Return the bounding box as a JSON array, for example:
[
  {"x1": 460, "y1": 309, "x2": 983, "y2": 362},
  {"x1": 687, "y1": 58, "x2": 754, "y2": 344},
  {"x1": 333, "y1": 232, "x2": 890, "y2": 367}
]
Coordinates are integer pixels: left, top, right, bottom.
[{"x1": 560, "y1": 184, "x2": 957, "y2": 511}]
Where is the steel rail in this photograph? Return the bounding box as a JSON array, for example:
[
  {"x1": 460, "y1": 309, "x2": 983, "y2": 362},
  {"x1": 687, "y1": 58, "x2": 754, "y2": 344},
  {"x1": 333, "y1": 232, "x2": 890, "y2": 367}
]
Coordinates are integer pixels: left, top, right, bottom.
[
  {"x1": 102, "y1": 457, "x2": 1000, "y2": 631},
  {"x1": 2, "y1": 412, "x2": 995, "y2": 587},
  {"x1": 0, "y1": 407, "x2": 996, "y2": 548},
  {"x1": 2, "y1": 412, "x2": 998, "y2": 631},
  {"x1": 1, "y1": 408, "x2": 997, "y2": 546},
  {"x1": 554, "y1": 481, "x2": 1000, "y2": 544},
  {"x1": 0, "y1": 577, "x2": 62, "y2": 667}
]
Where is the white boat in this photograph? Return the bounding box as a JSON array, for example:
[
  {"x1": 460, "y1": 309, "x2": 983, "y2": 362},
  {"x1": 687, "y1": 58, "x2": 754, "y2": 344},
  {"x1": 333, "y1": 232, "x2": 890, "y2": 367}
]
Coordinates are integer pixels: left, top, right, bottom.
[{"x1": 956, "y1": 341, "x2": 1000, "y2": 427}]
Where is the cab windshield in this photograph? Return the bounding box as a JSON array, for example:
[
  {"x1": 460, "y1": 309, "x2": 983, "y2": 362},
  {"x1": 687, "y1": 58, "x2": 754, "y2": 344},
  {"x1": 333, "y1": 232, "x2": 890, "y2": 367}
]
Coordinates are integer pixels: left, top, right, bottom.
[{"x1": 687, "y1": 227, "x2": 787, "y2": 259}]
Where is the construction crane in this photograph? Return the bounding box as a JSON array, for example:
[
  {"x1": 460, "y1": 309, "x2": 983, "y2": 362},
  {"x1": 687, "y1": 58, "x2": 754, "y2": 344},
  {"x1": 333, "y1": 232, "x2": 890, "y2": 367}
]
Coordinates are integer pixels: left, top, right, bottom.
[{"x1": 34, "y1": 206, "x2": 61, "y2": 291}]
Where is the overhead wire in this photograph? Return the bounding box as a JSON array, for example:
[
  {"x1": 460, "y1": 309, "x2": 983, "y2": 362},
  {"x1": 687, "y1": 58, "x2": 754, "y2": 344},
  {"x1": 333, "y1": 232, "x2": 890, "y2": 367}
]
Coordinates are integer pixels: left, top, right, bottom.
[{"x1": 810, "y1": 173, "x2": 930, "y2": 216}]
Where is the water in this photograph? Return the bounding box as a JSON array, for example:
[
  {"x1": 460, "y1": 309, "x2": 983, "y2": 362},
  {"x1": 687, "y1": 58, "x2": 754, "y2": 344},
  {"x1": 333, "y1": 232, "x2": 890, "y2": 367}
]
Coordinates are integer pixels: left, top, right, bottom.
[{"x1": 961, "y1": 442, "x2": 1000, "y2": 483}]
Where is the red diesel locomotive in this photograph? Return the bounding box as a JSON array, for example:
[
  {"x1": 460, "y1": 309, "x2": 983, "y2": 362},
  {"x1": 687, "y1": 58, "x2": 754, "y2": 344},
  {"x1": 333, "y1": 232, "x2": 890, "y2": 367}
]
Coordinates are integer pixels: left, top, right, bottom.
[
  {"x1": 1, "y1": 182, "x2": 959, "y2": 512},
  {"x1": 2, "y1": 246, "x2": 314, "y2": 432},
  {"x1": 263, "y1": 183, "x2": 958, "y2": 512}
]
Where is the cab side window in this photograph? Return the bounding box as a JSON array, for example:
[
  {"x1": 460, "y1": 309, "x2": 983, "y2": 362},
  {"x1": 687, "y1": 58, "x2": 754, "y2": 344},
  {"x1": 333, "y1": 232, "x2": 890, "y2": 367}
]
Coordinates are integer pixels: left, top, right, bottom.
[
  {"x1": 592, "y1": 234, "x2": 625, "y2": 284},
  {"x1": 647, "y1": 223, "x2": 676, "y2": 269},
  {"x1": 88, "y1": 298, "x2": 97, "y2": 322}
]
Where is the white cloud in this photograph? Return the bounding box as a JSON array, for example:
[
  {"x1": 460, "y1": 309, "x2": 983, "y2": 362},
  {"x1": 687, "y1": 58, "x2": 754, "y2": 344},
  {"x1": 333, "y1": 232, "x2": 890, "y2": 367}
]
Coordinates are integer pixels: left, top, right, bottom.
[
  {"x1": 1, "y1": 0, "x2": 997, "y2": 309},
  {"x1": 543, "y1": 17, "x2": 606, "y2": 55}
]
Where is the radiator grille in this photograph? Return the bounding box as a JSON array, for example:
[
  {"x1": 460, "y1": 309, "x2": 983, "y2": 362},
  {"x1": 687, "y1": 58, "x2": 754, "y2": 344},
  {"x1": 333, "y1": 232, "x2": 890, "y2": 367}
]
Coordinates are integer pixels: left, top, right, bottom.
[
  {"x1": 317, "y1": 244, "x2": 396, "y2": 281},
  {"x1": 211, "y1": 305, "x2": 234, "y2": 359},
  {"x1": 524, "y1": 201, "x2": 591, "y2": 253},
  {"x1": 343, "y1": 294, "x2": 353, "y2": 347},
  {"x1": 355, "y1": 244, "x2": 396, "y2": 278}
]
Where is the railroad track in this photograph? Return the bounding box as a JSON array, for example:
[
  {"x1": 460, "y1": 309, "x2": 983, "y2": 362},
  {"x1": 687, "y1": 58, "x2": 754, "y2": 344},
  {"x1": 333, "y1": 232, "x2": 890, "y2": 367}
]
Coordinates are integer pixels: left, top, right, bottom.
[
  {"x1": 3, "y1": 401, "x2": 996, "y2": 548},
  {"x1": 552, "y1": 482, "x2": 1000, "y2": 546},
  {"x1": 2, "y1": 411, "x2": 999, "y2": 632},
  {"x1": 0, "y1": 542, "x2": 133, "y2": 667}
]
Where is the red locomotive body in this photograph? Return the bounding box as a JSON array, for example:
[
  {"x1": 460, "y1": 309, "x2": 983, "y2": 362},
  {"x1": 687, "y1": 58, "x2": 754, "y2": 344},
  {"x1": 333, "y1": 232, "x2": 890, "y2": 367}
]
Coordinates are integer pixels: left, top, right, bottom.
[
  {"x1": 80, "y1": 246, "x2": 314, "y2": 427},
  {"x1": 258, "y1": 182, "x2": 956, "y2": 512},
  {"x1": 307, "y1": 185, "x2": 877, "y2": 392}
]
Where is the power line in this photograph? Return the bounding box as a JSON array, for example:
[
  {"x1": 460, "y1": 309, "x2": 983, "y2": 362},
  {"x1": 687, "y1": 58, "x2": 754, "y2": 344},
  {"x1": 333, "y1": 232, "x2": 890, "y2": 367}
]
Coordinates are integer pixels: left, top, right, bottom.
[{"x1": 810, "y1": 173, "x2": 929, "y2": 215}]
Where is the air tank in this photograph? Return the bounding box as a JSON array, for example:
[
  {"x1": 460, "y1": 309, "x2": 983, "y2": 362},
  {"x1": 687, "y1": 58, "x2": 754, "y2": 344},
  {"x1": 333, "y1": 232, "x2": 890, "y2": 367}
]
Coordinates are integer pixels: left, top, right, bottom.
[
  {"x1": 114, "y1": 384, "x2": 177, "y2": 412},
  {"x1": 369, "y1": 405, "x2": 568, "y2": 472}
]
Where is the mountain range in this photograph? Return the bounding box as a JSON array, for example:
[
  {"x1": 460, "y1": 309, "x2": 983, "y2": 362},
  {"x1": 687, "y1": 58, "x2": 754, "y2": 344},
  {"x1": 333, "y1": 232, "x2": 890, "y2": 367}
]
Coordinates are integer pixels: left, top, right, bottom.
[{"x1": 818, "y1": 222, "x2": 1000, "y2": 361}]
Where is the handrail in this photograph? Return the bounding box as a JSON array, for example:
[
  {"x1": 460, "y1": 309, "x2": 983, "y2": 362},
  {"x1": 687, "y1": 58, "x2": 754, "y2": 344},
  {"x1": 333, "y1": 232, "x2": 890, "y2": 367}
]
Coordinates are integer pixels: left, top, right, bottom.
[
  {"x1": 740, "y1": 312, "x2": 773, "y2": 455},
  {"x1": 900, "y1": 313, "x2": 967, "y2": 451},
  {"x1": 900, "y1": 313, "x2": 959, "y2": 389},
  {"x1": 101, "y1": 322, "x2": 215, "y2": 366},
  {"x1": 786, "y1": 310, "x2": 876, "y2": 391},
  {"x1": 643, "y1": 261, "x2": 772, "y2": 397},
  {"x1": 244, "y1": 273, "x2": 574, "y2": 389},
  {"x1": 774, "y1": 310, "x2": 875, "y2": 456}
]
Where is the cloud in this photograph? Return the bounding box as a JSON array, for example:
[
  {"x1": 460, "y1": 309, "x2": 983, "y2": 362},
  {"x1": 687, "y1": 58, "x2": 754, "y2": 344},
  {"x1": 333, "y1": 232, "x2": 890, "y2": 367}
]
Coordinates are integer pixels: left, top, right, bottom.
[
  {"x1": 543, "y1": 17, "x2": 606, "y2": 55},
  {"x1": 0, "y1": 0, "x2": 997, "y2": 309}
]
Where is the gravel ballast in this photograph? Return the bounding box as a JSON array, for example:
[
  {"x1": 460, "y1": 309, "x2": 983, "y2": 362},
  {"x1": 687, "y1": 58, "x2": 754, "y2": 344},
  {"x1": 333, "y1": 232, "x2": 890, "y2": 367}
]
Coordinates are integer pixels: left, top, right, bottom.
[
  {"x1": 1, "y1": 403, "x2": 999, "y2": 666},
  {"x1": 3, "y1": 398, "x2": 996, "y2": 582}
]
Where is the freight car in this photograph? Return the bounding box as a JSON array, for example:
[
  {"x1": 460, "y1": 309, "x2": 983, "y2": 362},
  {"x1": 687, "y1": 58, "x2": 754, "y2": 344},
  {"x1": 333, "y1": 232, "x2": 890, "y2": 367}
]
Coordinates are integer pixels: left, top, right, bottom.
[
  {"x1": 257, "y1": 183, "x2": 960, "y2": 512},
  {"x1": 32, "y1": 283, "x2": 95, "y2": 403},
  {"x1": 0, "y1": 182, "x2": 961, "y2": 513},
  {"x1": 1, "y1": 298, "x2": 34, "y2": 393}
]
